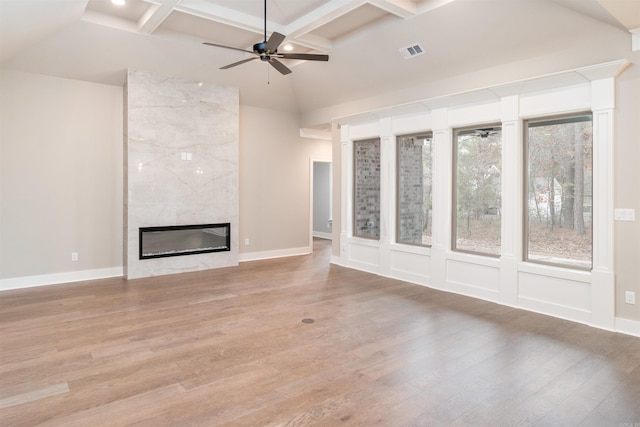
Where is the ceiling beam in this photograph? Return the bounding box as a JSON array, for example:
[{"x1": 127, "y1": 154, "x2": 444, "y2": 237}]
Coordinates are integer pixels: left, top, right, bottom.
[
  {"x1": 138, "y1": 0, "x2": 183, "y2": 34},
  {"x1": 284, "y1": 0, "x2": 420, "y2": 51},
  {"x1": 286, "y1": 0, "x2": 363, "y2": 34},
  {"x1": 285, "y1": 0, "x2": 367, "y2": 51},
  {"x1": 136, "y1": 0, "x2": 428, "y2": 53},
  {"x1": 175, "y1": 0, "x2": 284, "y2": 37},
  {"x1": 291, "y1": 33, "x2": 333, "y2": 52},
  {"x1": 368, "y1": 0, "x2": 416, "y2": 18},
  {"x1": 416, "y1": 0, "x2": 457, "y2": 14}
]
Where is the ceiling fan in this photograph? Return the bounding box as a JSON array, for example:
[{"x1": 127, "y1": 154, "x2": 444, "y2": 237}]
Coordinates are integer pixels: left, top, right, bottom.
[
  {"x1": 202, "y1": 0, "x2": 329, "y2": 75},
  {"x1": 474, "y1": 128, "x2": 499, "y2": 138}
]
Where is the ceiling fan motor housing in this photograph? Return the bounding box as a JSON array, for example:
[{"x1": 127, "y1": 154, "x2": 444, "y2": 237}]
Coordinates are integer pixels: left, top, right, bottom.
[{"x1": 254, "y1": 42, "x2": 268, "y2": 54}]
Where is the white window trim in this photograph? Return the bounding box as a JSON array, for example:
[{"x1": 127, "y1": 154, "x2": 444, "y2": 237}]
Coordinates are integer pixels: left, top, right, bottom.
[{"x1": 335, "y1": 60, "x2": 629, "y2": 332}]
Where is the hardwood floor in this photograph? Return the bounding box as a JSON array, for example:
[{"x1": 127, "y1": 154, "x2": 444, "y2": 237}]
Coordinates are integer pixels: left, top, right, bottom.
[{"x1": 1, "y1": 238, "x2": 639, "y2": 426}]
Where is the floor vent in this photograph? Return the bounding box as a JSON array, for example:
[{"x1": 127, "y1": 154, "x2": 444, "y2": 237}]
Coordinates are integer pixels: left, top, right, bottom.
[{"x1": 399, "y1": 43, "x2": 425, "y2": 59}]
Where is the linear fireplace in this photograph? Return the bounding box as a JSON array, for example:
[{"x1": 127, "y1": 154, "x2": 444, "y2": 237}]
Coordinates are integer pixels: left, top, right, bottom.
[{"x1": 139, "y1": 223, "x2": 231, "y2": 260}]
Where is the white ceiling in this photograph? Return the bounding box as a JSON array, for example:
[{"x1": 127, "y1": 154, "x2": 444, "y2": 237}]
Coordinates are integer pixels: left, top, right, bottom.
[{"x1": 0, "y1": 0, "x2": 638, "y2": 124}]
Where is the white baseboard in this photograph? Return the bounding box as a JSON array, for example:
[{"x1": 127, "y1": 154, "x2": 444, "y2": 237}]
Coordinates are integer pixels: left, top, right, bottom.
[
  {"x1": 447, "y1": 280, "x2": 501, "y2": 305},
  {"x1": 517, "y1": 296, "x2": 592, "y2": 327},
  {"x1": 4, "y1": 262, "x2": 639, "y2": 339},
  {"x1": 312, "y1": 231, "x2": 332, "y2": 240},
  {"x1": 239, "y1": 246, "x2": 311, "y2": 262},
  {"x1": 615, "y1": 317, "x2": 640, "y2": 338},
  {"x1": 330, "y1": 255, "x2": 346, "y2": 266},
  {"x1": 390, "y1": 269, "x2": 430, "y2": 287},
  {"x1": 1, "y1": 267, "x2": 124, "y2": 291}
]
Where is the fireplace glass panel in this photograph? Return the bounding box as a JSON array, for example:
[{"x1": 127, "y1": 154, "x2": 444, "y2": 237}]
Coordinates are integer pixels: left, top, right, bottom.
[{"x1": 139, "y1": 223, "x2": 230, "y2": 259}]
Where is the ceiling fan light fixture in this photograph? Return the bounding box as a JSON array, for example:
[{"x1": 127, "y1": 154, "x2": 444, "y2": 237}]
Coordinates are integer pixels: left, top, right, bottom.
[{"x1": 283, "y1": 44, "x2": 293, "y2": 51}]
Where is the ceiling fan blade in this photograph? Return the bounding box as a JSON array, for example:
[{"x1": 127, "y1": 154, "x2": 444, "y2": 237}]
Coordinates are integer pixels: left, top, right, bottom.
[
  {"x1": 279, "y1": 53, "x2": 329, "y2": 61},
  {"x1": 203, "y1": 42, "x2": 255, "y2": 55},
  {"x1": 220, "y1": 57, "x2": 257, "y2": 70},
  {"x1": 269, "y1": 58, "x2": 292, "y2": 75},
  {"x1": 265, "y1": 32, "x2": 286, "y2": 53}
]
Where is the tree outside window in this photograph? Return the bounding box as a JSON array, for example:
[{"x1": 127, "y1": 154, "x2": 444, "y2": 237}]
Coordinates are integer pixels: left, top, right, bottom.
[
  {"x1": 453, "y1": 126, "x2": 502, "y2": 256},
  {"x1": 525, "y1": 114, "x2": 593, "y2": 269}
]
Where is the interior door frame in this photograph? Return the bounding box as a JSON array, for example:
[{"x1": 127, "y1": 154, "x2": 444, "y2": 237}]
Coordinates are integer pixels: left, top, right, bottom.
[{"x1": 309, "y1": 158, "x2": 333, "y2": 251}]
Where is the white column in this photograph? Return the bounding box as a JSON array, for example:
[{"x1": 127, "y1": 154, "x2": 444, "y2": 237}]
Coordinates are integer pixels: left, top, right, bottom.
[
  {"x1": 379, "y1": 118, "x2": 393, "y2": 277},
  {"x1": 590, "y1": 77, "x2": 616, "y2": 330},
  {"x1": 339, "y1": 124, "x2": 352, "y2": 266},
  {"x1": 499, "y1": 95, "x2": 521, "y2": 307},
  {"x1": 430, "y1": 107, "x2": 450, "y2": 291}
]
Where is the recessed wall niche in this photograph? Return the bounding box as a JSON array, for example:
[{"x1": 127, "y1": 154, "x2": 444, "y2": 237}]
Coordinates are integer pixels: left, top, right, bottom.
[{"x1": 124, "y1": 70, "x2": 239, "y2": 279}]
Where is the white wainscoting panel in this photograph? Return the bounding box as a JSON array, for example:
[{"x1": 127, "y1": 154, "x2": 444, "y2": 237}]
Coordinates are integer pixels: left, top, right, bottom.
[
  {"x1": 390, "y1": 246, "x2": 430, "y2": 285},
  {"x1": 348, "y1": 240, "x2": 380, "y2": 273},
  {"x1": 446, "y1": 257, "x2": 501, "y2": 301},
  {"x1": 518, "y1": 270, "x2": 591, "y2": 324}
]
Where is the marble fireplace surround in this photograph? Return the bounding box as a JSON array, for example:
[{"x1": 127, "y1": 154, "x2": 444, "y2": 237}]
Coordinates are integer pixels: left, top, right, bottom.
[{"x1": 124, "y1": 70, "x2": 239, "y2": 279}]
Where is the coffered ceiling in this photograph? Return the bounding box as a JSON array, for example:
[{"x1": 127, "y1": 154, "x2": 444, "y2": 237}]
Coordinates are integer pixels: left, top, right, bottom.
[
  {"x1": 1, "y1": 0, "x2": 638, "y2": 124},
  {"x1": 82, "y1": 1, "x2": 432, "y2": 49}
]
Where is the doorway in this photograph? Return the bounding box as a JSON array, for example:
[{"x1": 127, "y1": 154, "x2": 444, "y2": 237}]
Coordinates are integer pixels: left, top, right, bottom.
[{"x1": 310, "y1": 159, "x2": 332, "y2": 249}]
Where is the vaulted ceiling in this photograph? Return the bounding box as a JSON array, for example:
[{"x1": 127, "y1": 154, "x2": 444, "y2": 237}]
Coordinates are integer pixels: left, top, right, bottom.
[{"x1": 1, "y1": 0, "x2": 638, "y2": 126}]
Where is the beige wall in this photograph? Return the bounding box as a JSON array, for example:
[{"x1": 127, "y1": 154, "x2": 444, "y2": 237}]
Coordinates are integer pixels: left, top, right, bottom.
[
  {"x1": 0, "y1": 71, "x2": 331, "y2": 284},
  {"x1": 0, "y1": 70, "x2": 123, "y2": 279},
  {"x1": 239, "y1": 105, "x2": 331, "y2": 254},
  {"x1": 613, "y1": 64, "x2": 640, "y2": 322},
  {"x1": 1, "y1": 59, "x2": 635, "y2": 324}
]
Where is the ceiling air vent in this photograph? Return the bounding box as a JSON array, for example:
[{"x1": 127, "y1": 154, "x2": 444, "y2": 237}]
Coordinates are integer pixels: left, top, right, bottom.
[{"x1": 399, "y1": 43, "x2": 425, "y2": 59}]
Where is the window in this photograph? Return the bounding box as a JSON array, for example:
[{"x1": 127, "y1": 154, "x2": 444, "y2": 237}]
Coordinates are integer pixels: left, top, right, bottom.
[
  {"x1": 524, "y1": 113, "x2": 593, "y2": 270},
  {"x1": 453, "y1": 125, "x2": 502, "y2": 256},
  {"x1": 397, "y1": 132, "x2": 433, "y2": 246},
  {"x1": 353, "y1": 138, "x2": 381, "y2": 239}
]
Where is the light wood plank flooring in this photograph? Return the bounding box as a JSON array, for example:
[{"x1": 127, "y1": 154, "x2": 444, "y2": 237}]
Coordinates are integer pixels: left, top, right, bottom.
[{"x1": 1, "y1": 239, "x2": 639, "y2": 426}]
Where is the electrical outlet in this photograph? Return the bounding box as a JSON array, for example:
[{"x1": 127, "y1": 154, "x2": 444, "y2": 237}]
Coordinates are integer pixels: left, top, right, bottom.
[
  {"x1": 625, "y1": 291, "x2": 636, "y2": 305},
  {"x1": 71, "y1": 252, "x2": 78, "y2": 262},
  {"x1": 244, "y1": 238, "x2": 250, "y2": 246}
]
